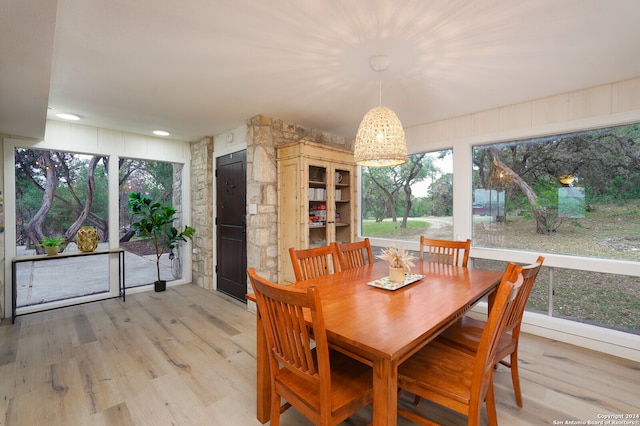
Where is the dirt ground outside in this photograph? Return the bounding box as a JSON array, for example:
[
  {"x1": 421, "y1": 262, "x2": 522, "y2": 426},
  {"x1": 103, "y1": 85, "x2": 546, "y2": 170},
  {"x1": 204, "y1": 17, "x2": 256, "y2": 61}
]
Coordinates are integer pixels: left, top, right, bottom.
[
  {"x1": 472, "y1": 205, "x2": 640, "y2": 333},
  {"x1": 120, "y1": 238, "x2": 161, "y2": 257}
]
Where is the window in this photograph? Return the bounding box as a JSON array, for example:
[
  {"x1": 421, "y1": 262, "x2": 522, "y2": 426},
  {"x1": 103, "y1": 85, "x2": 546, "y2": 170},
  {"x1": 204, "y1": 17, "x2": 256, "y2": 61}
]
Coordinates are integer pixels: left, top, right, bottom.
[
  {"x1": 14, "y1": 148, "x2": 110, "y2": 306},
  {"x1": 118, "y1": 158, "x2": 185, "y2": 288},
  {"x1": 12, "y1": 149, "x2": 188, "y2": 311},
  {"x1": 360, "y1": 150, "x2": 453, "y2": 241},
  {"x1": 472, "y1": 123, "x2": 640, "y2": 333},
  {"x1": 472, "y1": 123, "x2": 640, "y2": 260}
]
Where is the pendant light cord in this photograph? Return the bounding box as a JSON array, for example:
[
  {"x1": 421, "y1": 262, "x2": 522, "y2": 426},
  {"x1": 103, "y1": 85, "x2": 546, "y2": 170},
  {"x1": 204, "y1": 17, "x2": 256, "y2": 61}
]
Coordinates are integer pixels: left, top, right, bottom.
[{"x1": 378, "y1": 71, "x2": 382, "y2": 107}]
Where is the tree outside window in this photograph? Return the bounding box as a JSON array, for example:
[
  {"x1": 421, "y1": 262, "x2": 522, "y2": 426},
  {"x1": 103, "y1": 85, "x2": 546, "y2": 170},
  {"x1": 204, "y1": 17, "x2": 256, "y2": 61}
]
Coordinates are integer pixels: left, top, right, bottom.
[
  {"x1": 472, "y1": 123, "x2": 640, "y2": 260},
  {"x1": 361, "y1": 150, "x2": 454, "y2": 241},
  {"x1": 15, "y1": 148, "x2": 108, "y2": 254}
]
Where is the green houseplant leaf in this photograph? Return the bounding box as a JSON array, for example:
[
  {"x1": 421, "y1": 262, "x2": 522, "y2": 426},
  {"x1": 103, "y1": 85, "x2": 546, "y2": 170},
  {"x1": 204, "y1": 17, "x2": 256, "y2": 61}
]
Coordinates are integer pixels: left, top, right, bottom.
[{"x1": 37, "y1": 235, "x2": 66, "y2": 256}]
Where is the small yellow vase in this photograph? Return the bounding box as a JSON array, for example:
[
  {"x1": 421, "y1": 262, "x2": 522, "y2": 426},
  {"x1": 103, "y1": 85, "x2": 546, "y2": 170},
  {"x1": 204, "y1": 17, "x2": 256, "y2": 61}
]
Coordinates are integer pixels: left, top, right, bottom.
[
  {"x1": 77, "y1": 226, "x2": 99, "y2": 252},
  {"x1": 389, "y1": 266, "x2": 406, "y2": 284}
]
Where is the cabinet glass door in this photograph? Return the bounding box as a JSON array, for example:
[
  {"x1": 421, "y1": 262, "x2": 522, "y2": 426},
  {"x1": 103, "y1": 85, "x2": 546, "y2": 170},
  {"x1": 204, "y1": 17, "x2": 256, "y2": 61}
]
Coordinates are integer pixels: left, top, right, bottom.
[
  {"x1": 334, "y1": 167, "x2": 351, "y2": 244},
  {"x1": 308, "y1": 165, "x2": 329, "y2": 247}
]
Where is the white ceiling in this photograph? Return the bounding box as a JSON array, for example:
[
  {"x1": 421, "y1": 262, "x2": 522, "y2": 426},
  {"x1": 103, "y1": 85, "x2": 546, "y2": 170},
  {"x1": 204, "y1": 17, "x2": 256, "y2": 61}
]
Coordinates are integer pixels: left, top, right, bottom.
[{"x1": 2, "y1": 0, "x2": 640, "y2": 142}]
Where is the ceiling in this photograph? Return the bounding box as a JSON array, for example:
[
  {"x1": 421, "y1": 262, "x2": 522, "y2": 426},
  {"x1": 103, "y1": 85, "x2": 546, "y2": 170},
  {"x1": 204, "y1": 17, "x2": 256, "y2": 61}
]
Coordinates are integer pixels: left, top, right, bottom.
[{"x1": 3, "y1": 0, "x2": 640, "y2": 142}]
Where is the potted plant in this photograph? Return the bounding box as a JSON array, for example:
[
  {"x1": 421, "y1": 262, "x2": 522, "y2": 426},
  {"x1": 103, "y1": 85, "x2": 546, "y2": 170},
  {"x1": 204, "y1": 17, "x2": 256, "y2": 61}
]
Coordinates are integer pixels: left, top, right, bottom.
[
  {"x1": 377, "y1": 244, "x2": 416, "y2": 283},
  {"x1": 128, "y1": 192, "x2": 196, "y2": 292},
  {"x1": 38, "y1": 235, "x2": 66, "y2": 256}
]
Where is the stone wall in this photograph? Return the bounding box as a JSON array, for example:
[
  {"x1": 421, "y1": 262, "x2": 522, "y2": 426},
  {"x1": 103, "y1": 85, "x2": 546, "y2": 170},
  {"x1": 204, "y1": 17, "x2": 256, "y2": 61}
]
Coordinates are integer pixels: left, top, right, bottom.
[
  {"x1": 190, "y1": 136, "x2": 214, "y2": 289},
  {"x1": 186, "y1": 117, "x2": 351, "y2": 302},
  {"x1": 245, "y1": 114, "x2": 353, "y2": 300}
]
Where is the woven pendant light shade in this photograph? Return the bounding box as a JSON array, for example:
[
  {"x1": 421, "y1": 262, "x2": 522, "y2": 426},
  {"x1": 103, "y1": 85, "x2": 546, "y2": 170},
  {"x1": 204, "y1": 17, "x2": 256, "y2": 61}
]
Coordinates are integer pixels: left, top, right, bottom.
[{"x1": 355, "y1": 106, "x2": 408, "y2": 167}]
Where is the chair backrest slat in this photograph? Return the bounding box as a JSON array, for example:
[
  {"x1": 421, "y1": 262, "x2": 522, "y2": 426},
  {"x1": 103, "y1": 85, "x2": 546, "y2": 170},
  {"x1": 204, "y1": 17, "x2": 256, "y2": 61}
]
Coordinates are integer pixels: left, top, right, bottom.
[
  {"x1": 419, "y1": 237, "x2": 471, "y2": 266},
  {"x1": 289, "y1": 245, "x2": 340, "y2": 281},
  {"x1": 335, "y1": 238, "x2": 374, "y2": 270}
]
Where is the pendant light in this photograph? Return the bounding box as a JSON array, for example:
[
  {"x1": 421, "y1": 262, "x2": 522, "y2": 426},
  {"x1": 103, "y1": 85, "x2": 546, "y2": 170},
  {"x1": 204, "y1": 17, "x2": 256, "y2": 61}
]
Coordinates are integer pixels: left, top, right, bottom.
[{"x1": 354, "y1": 55, "x2": 408, "y2": 167}]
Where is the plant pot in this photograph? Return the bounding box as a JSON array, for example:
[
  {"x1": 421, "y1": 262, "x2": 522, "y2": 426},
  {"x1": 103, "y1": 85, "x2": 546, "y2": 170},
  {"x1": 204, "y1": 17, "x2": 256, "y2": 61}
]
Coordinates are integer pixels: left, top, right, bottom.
[
  {"x1": 44, "y1": 246, "x2": 59, "y2": 256},
  {"x1": 154, "y1": 280, "x2": 167, "y2": 292},
  {"x1": 389, "y1": 266, "x2": 406, "y2": 284}
]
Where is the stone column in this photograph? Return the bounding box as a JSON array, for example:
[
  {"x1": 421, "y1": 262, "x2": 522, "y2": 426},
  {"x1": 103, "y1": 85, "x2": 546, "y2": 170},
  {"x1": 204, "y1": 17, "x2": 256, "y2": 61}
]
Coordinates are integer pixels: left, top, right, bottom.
[
  {"x1": 246, "y1": 116, "x2": 279, "y2": 299},
  {"x1": 190, "y1": 136, "x2": 214, "y2": 289}
]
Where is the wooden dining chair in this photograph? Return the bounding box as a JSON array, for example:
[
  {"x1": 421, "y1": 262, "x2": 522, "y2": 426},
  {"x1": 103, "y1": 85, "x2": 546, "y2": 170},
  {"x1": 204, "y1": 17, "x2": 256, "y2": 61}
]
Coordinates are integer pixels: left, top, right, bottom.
[
  {"x1": 247, "y1": 268, "x2": 373, "y2": 426},
  {"x1": 438, "y1": 256, "x2": 545, "y2": 407},
  {"x1": 419, "y1": 237, "x2": 471, "y2": 266},
  {"x1": 397, "y1": 262, "x2": 525, "y2": 426},
  {"x1": 334, "y1": 238, "x2": 374, "y2": 270},
  {"x1": 289, "y1": 245, "x2": 340, "y2": 281}
]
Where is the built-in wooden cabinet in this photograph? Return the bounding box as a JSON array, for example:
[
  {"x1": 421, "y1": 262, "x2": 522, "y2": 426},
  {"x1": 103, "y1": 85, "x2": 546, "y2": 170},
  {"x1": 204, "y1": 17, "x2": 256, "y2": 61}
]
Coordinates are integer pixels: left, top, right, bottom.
[{"x1": 277, "y1": 140, "x2": 356, "y2": 283}]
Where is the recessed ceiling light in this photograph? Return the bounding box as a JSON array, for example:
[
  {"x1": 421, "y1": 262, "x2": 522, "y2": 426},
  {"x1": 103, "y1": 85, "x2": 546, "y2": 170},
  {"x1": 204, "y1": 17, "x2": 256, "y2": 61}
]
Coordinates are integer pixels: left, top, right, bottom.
[
  {"x1": 153, "y1": 130, "x2": 170, "y2": 136},
  {"x1": 56, "y1": 113, "x2": 81, "y2": 121}
]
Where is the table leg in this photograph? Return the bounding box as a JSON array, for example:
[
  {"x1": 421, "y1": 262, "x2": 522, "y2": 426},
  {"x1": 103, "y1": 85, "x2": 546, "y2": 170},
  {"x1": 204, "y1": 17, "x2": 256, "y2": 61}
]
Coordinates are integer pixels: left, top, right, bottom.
[
  {"x1": 487, "y1": 285, "x2": 497, "y2": 313},
  {"x1": 256, "y1": 310, "x2": 271, "y2": 423},
  {"x1": 12, "y1": 262, "x2": 17, "y2": 324},
  {"x1": 120, "y1": 250, "x2": 126, "y2": 301},
  {"x1": 372, "y1": 357, "x2": 397, "y2": 426}
]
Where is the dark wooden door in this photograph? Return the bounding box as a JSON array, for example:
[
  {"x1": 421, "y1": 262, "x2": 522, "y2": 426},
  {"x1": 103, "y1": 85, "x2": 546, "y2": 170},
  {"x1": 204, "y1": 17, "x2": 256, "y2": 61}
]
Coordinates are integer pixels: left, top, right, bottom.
[{"x1": 216, "y1": 150, "x2": 247, "y2": 301}]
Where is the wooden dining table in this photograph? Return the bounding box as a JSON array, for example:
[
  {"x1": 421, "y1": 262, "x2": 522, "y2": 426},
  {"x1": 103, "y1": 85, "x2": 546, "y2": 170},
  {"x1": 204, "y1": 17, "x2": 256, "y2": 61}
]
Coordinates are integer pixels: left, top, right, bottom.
[{"x1": 247, "y1": 260, "x2": 503, "y2": 426}]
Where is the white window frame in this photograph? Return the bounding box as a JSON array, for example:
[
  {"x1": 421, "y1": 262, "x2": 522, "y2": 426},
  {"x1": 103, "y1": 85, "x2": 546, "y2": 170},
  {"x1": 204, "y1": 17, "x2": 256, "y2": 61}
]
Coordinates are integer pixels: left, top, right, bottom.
[{"x1": 3, "y1": 121, "x2": 192, "y2": 317}]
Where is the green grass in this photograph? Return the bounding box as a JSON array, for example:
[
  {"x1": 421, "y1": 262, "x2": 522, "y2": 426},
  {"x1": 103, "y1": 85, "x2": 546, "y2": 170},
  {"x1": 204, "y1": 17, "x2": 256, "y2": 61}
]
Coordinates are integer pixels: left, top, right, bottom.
[{"x1": 362, "y1": 219, "x2": 430, "y2": 238}]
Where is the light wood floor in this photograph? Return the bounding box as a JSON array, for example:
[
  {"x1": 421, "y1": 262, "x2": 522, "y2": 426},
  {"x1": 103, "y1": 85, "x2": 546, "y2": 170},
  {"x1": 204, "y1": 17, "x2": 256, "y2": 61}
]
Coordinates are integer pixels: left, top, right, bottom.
[{"x1": 1, "y1": 284, "x2": 638, "y2": 425}]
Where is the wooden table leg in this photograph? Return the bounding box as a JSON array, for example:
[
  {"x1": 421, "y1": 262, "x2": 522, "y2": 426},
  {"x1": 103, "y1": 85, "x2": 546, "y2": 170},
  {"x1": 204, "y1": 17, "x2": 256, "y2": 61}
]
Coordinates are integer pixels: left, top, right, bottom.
[
  {"x1": 488, "y1": 285, "x2": 498, "y2": 313},
  {"x1": 372, "y1": 357, "x2": 397, "y2": 426},
  {"x1": 256, "y1": 310, "x2": 271, "y2": 423}
]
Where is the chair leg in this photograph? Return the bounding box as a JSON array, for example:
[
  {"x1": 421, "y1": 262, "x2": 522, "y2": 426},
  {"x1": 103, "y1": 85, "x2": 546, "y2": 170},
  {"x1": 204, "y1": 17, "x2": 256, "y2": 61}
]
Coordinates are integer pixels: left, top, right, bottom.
[
  {"x1": 413, "y1": 394, "x2": 422, "y2": 405},
  {"x1": 485, "y1": 375, "x2": 498, "y2": 426},
  {"x1": 510, "y1": 351, "x2": 523, "y2": 407},
  {"x1": 271, "y1": 394, "x2": 282, "y2": 426}
]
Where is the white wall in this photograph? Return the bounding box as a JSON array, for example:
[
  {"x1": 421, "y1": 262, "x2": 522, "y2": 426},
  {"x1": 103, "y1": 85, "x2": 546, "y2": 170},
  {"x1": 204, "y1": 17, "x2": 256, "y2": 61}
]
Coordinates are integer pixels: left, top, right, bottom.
[
  {"x1": 213, "y1": 125, "x2": 248, "y2": 157},
  {"x1": 43, "y1": 120, "x2": 191, "y2": 161}
]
